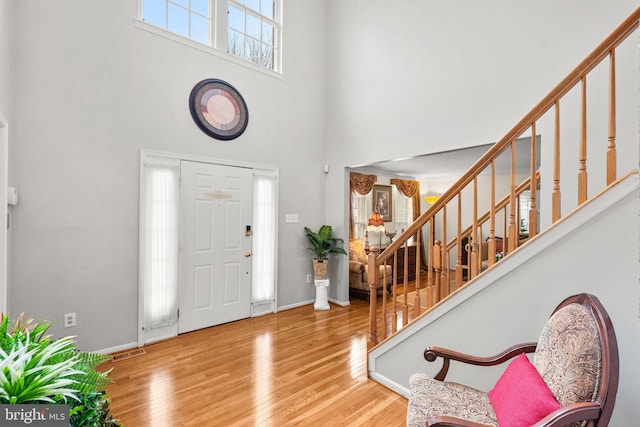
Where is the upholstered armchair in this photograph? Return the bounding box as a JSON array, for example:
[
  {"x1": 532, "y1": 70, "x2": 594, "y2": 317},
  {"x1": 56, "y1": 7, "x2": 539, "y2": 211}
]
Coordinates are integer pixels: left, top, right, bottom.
[
  {"x1": 348, "y1": 238, "x2": 393, "y2": 300},
  {"x1": 407, "y1": 293, "x2": 619, "y2": 427}
]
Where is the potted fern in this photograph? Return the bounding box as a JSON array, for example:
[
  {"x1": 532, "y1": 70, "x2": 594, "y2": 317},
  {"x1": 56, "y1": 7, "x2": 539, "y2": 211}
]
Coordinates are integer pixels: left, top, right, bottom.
[
  {"x1": 304, "y1": 225, "x2": 347, "y2": 280},
  {"x1": 0, "y1": 313, "x2": 120, "y2": 426}
]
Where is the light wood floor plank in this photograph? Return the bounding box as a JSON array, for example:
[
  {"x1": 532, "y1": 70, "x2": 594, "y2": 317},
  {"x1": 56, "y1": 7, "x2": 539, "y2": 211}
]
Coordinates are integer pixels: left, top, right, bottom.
[{"x1": 106, "y1": 298, "x2": 407, "y2": 426}]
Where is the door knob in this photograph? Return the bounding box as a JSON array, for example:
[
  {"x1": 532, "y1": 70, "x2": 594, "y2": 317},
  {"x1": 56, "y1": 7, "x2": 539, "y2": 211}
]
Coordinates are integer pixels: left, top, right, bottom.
[{"x1": 245, "y1": 252, "x2": 252, "y2": 257}]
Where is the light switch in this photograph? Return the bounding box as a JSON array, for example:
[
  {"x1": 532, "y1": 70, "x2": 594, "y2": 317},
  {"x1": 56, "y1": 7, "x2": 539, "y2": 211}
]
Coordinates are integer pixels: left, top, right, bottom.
[{"x1": 285, "y1": 214, "x2": 299, "y2": 224}]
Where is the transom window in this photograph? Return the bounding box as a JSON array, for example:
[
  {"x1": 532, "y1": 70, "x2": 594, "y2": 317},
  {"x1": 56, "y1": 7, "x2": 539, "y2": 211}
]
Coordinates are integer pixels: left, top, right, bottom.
[
  {"x1": 142, "y1": 0, "x2": 211, "y2": 44},
  {"x1": 140, "y1": 0, "x2": 281, "y2": 72},
  {"x1": 228, "y1": 0, "x2": 277, "y2": 70}
]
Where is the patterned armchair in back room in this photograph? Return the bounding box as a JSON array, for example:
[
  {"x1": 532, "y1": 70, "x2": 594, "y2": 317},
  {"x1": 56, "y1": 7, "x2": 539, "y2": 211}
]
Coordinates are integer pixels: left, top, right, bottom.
[{"x1": 348, "y1": 238, "x2": 393, "y2": 301}]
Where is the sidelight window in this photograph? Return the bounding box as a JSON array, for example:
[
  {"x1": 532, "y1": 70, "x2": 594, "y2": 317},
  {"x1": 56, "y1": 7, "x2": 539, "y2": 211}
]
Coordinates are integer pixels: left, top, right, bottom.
[{"x1": 140, "y1": 162, "x2": 180, "y2": 333}]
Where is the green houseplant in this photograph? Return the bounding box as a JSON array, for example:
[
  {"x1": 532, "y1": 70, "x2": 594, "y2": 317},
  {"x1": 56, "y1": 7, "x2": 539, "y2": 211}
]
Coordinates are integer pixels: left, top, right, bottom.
[
  {"x1": 0, "y1": 313, "x2": 120, "y2": 426},
  {"x1": 304, "y1": 225, "x2": 347, "y2": 280}
]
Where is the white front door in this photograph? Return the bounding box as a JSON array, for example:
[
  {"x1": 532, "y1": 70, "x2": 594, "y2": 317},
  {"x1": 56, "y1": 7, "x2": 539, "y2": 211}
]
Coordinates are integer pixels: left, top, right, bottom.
[{"x1": 179, "y1": 161, "x2": 252, "y2": 333}]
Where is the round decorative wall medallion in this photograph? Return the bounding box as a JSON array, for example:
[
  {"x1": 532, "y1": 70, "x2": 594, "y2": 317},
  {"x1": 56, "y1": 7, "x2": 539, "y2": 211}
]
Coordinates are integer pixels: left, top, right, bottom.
[{"x1": 189, "y1": 79, "x2": 249, "y2": 140}]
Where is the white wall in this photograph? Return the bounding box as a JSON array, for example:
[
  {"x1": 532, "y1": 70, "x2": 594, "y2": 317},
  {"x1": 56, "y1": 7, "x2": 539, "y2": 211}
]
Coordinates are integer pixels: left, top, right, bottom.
[
  {"x1": 0, "y1": 0, "x2": 15, "y2": 315},
  {"x1": 0, "y1": 0, "x2": 13, "y2": 117},
  {"x1": 370, "y1": 177, "x2": 640, "y2": 424},
  {"x1": 325, "y1": 0, "x2": 639, "y2": 302},
  {"x1": 9, "y1": 0, "x2": 328, "y2": 351}
]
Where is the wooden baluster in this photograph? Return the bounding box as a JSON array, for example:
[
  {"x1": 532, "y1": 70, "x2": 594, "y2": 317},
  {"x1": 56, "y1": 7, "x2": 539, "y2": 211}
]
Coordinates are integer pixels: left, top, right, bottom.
[
  {"x1": 607, "y1": 48, "x2": 617, "y2": 185},
  {"x1": 552, "y1": 100, "x2": 562, "y2": 223},
  {"x1": 391, "y1": 252, "x2": 397, "y2": 334},
  {"x1": 455, "y1": 193, "x2": 463, "y2": 289},
  {"x1": 488, "y1": 159, "x2": 496, "y2": 267},
  {"x1": 433, "y1": 239, "x2": 442, "y2": 304},
  {"x1": 427, "y1": 219, "x2": 434, "y2": 308},
  {"x1": 380, "y1": 256, "x2": 388, "y2": 340},
  {"x1": 578, "y1": 75, "x2": 588, "y2": 204},
  {"x1": 529, "y1": 122, "x2": 538, "y2": 236},
  {"x1": 440, "y1": 205, "x2": 448, "y2": 298},
  {"x1": 444, "y1": 249, "x2": 449, "y2": 291},
  {"x1": 508, "y1": 140, "x2": 517, "y2": 253},
  {"x1": 413, "y1": 229, "x2": 421, "y2": 316},
  {"x1": 367, "y1": 251, "x2": 378, "y2": 347},
  {"x1": 502, "y1": 206, "x2": 508, "y2": 255},
  {"x1": 516, "y1": 194, "x2": 521, "y2": 248},
  {"x1": 470, "y1": 177, "x2": 479, "y2": 277},
  {"x1": 402, "y1": 245, "x2": 408, "y2": 327}
]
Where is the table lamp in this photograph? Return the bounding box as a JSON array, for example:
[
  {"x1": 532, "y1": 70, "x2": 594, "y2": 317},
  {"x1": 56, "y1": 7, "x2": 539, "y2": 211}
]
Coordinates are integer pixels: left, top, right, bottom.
[{"x1": 367, "y1": 210, "x2": 385, "y2": 252}]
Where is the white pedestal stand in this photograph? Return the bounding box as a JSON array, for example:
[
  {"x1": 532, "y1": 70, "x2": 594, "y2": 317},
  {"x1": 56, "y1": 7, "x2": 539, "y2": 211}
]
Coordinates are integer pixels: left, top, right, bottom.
[{"x1": 314, "y1": 279, "x2": 330, "y2": 310}]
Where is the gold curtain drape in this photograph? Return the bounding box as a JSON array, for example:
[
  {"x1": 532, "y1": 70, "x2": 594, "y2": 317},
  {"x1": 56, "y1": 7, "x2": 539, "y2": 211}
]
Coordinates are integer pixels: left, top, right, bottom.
[
  {"x1": 390, "y1": 179, "x2": 421, "y2": 225},
  {"x1": 390, "y1": 178, "x2": 427, "y2": 269},
  {"x1": 349, "y1": 172, "x2": 377, "y2": 240}
]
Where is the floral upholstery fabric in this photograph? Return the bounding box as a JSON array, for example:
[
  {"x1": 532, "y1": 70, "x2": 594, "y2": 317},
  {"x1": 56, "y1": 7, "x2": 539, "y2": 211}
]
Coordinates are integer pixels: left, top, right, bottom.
[
  {"x1": 533, "y1": 303, "x2": 601, "y2": 405},
  {"x1": 348, "y1": 239, "x2": 392, "y2": 292},
  {"x1": 533, "y1": 303, "x2": 601, "y2": 426},
  {"x1": 406, "y1": 373, "x2": 498, "y2": 427},
  {"x1": 349, "y1": 239, "x2": 367, "y2": 264},
  {"x1": 406, "y1": 302, "x2": 603, "y2": 427}
]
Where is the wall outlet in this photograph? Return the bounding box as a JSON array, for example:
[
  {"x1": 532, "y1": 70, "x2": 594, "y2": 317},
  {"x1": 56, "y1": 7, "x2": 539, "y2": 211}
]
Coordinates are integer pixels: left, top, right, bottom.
[
  {"x1": 64, "y1": 312, "x2": 76, "y2": 328},
  {"x1": 306, "y1": 274, "x2": 312, "y2": 283}
]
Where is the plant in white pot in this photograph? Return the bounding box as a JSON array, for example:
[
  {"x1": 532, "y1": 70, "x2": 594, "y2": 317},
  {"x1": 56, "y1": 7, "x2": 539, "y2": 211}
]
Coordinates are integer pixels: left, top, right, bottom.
[
  {"x1": 304, "y1": 225, "x2": 347, "y2": 310},
  {"x1": 304, "y1": 225, "x2": 347, "y2": 280}
]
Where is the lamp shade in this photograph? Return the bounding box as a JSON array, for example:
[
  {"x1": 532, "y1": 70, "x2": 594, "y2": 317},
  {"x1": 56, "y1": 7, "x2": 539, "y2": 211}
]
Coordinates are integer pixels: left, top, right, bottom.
[
  {"x1": 424, "y1": 195, "x2": 440, "y2": 205},
  {"x1": 367, "y1": 211, "x2": 385, "y2": 231}
]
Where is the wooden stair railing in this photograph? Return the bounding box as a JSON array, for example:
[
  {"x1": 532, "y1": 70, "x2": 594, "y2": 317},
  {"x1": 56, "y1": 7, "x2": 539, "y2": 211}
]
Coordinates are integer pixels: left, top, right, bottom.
[
  {"x1": 446, "y1": 172, "x2": 540, "y2": 287},
  {"x1": 367, "y1": 7, "x2": 640, "y2": 347}
]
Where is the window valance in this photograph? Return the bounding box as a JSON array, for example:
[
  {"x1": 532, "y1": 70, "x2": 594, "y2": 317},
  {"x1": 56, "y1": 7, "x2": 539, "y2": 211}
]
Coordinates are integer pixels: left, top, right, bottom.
[
  {"x1": 390, "y1": 179, "x2": 420, "y2": 198},
  {"x1": 350, "y1": 172, "x2": 378, "y2": 195}
]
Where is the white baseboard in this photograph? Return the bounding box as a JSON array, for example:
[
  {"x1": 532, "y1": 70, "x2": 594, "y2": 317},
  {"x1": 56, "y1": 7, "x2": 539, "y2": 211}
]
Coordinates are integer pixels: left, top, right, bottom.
[
  {"x1": 93, "y1": 341, "x2": 139, "y2": 355},
  {"x1": 329, "y1": 298, "x2": 351, "y2": 307},
  {"x1": 278, "y1": 299, "x2": 315, "y2": 311},
  {"x1": 369, "y1": 371, "x2": 410, "y2": 399}
]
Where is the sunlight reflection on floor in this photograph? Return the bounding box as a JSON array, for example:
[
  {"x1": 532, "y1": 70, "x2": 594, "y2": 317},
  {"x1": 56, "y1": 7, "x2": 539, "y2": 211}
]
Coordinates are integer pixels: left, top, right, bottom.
[
  {"x1": 253, "y1": 332, "x2": 273, "y2": 425},
  {"x1": 148, "y1": 369, "x2": 174, "y2": 427},
  {"x1": 350, "y1": 335, "x2": 367, "y2": 379}
]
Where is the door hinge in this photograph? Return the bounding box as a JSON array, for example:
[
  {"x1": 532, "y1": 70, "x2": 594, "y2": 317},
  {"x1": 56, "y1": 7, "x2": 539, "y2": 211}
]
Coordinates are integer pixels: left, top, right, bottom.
[{"x1": 177, "y1": 309, "x2": 179, "y2": 320}]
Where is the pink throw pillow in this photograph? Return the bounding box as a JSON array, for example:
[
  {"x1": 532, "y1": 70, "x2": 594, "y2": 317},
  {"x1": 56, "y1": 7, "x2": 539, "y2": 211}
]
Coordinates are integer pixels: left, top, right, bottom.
[{"x1": 488, "y1": 353, "x2": 561, "y2": 427}]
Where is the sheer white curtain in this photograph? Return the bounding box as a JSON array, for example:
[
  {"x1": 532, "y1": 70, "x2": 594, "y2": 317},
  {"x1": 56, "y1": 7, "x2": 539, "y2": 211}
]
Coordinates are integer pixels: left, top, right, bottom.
[
  {"x1": 252, "y1": 172, "x2": 277, "y2": 304},
  {"x1": 141, "y1": 164, "x2": 179, "y2": 330},
  {"x1": 352, "y1": 193, "x2": 372, "y2": 241}
]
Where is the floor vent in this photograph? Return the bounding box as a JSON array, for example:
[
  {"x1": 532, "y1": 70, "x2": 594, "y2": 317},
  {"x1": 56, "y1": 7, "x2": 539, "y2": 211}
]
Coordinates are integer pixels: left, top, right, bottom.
[{"x1": 111, "y1": 348, "x2": 146, "y2": 362}]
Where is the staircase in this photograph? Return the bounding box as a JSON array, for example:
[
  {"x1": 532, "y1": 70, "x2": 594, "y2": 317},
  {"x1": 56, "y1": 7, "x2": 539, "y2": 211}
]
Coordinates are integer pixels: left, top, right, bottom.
[{"x1": 364, "y1": 8, "x2": 640, "y2": 350}]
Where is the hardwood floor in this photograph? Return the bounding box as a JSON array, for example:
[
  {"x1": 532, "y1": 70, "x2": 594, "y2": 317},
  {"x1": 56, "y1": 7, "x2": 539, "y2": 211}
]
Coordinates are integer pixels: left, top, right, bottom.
[{"x1": 105, "y1": 299, "x2": 408, "y2": 426}]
